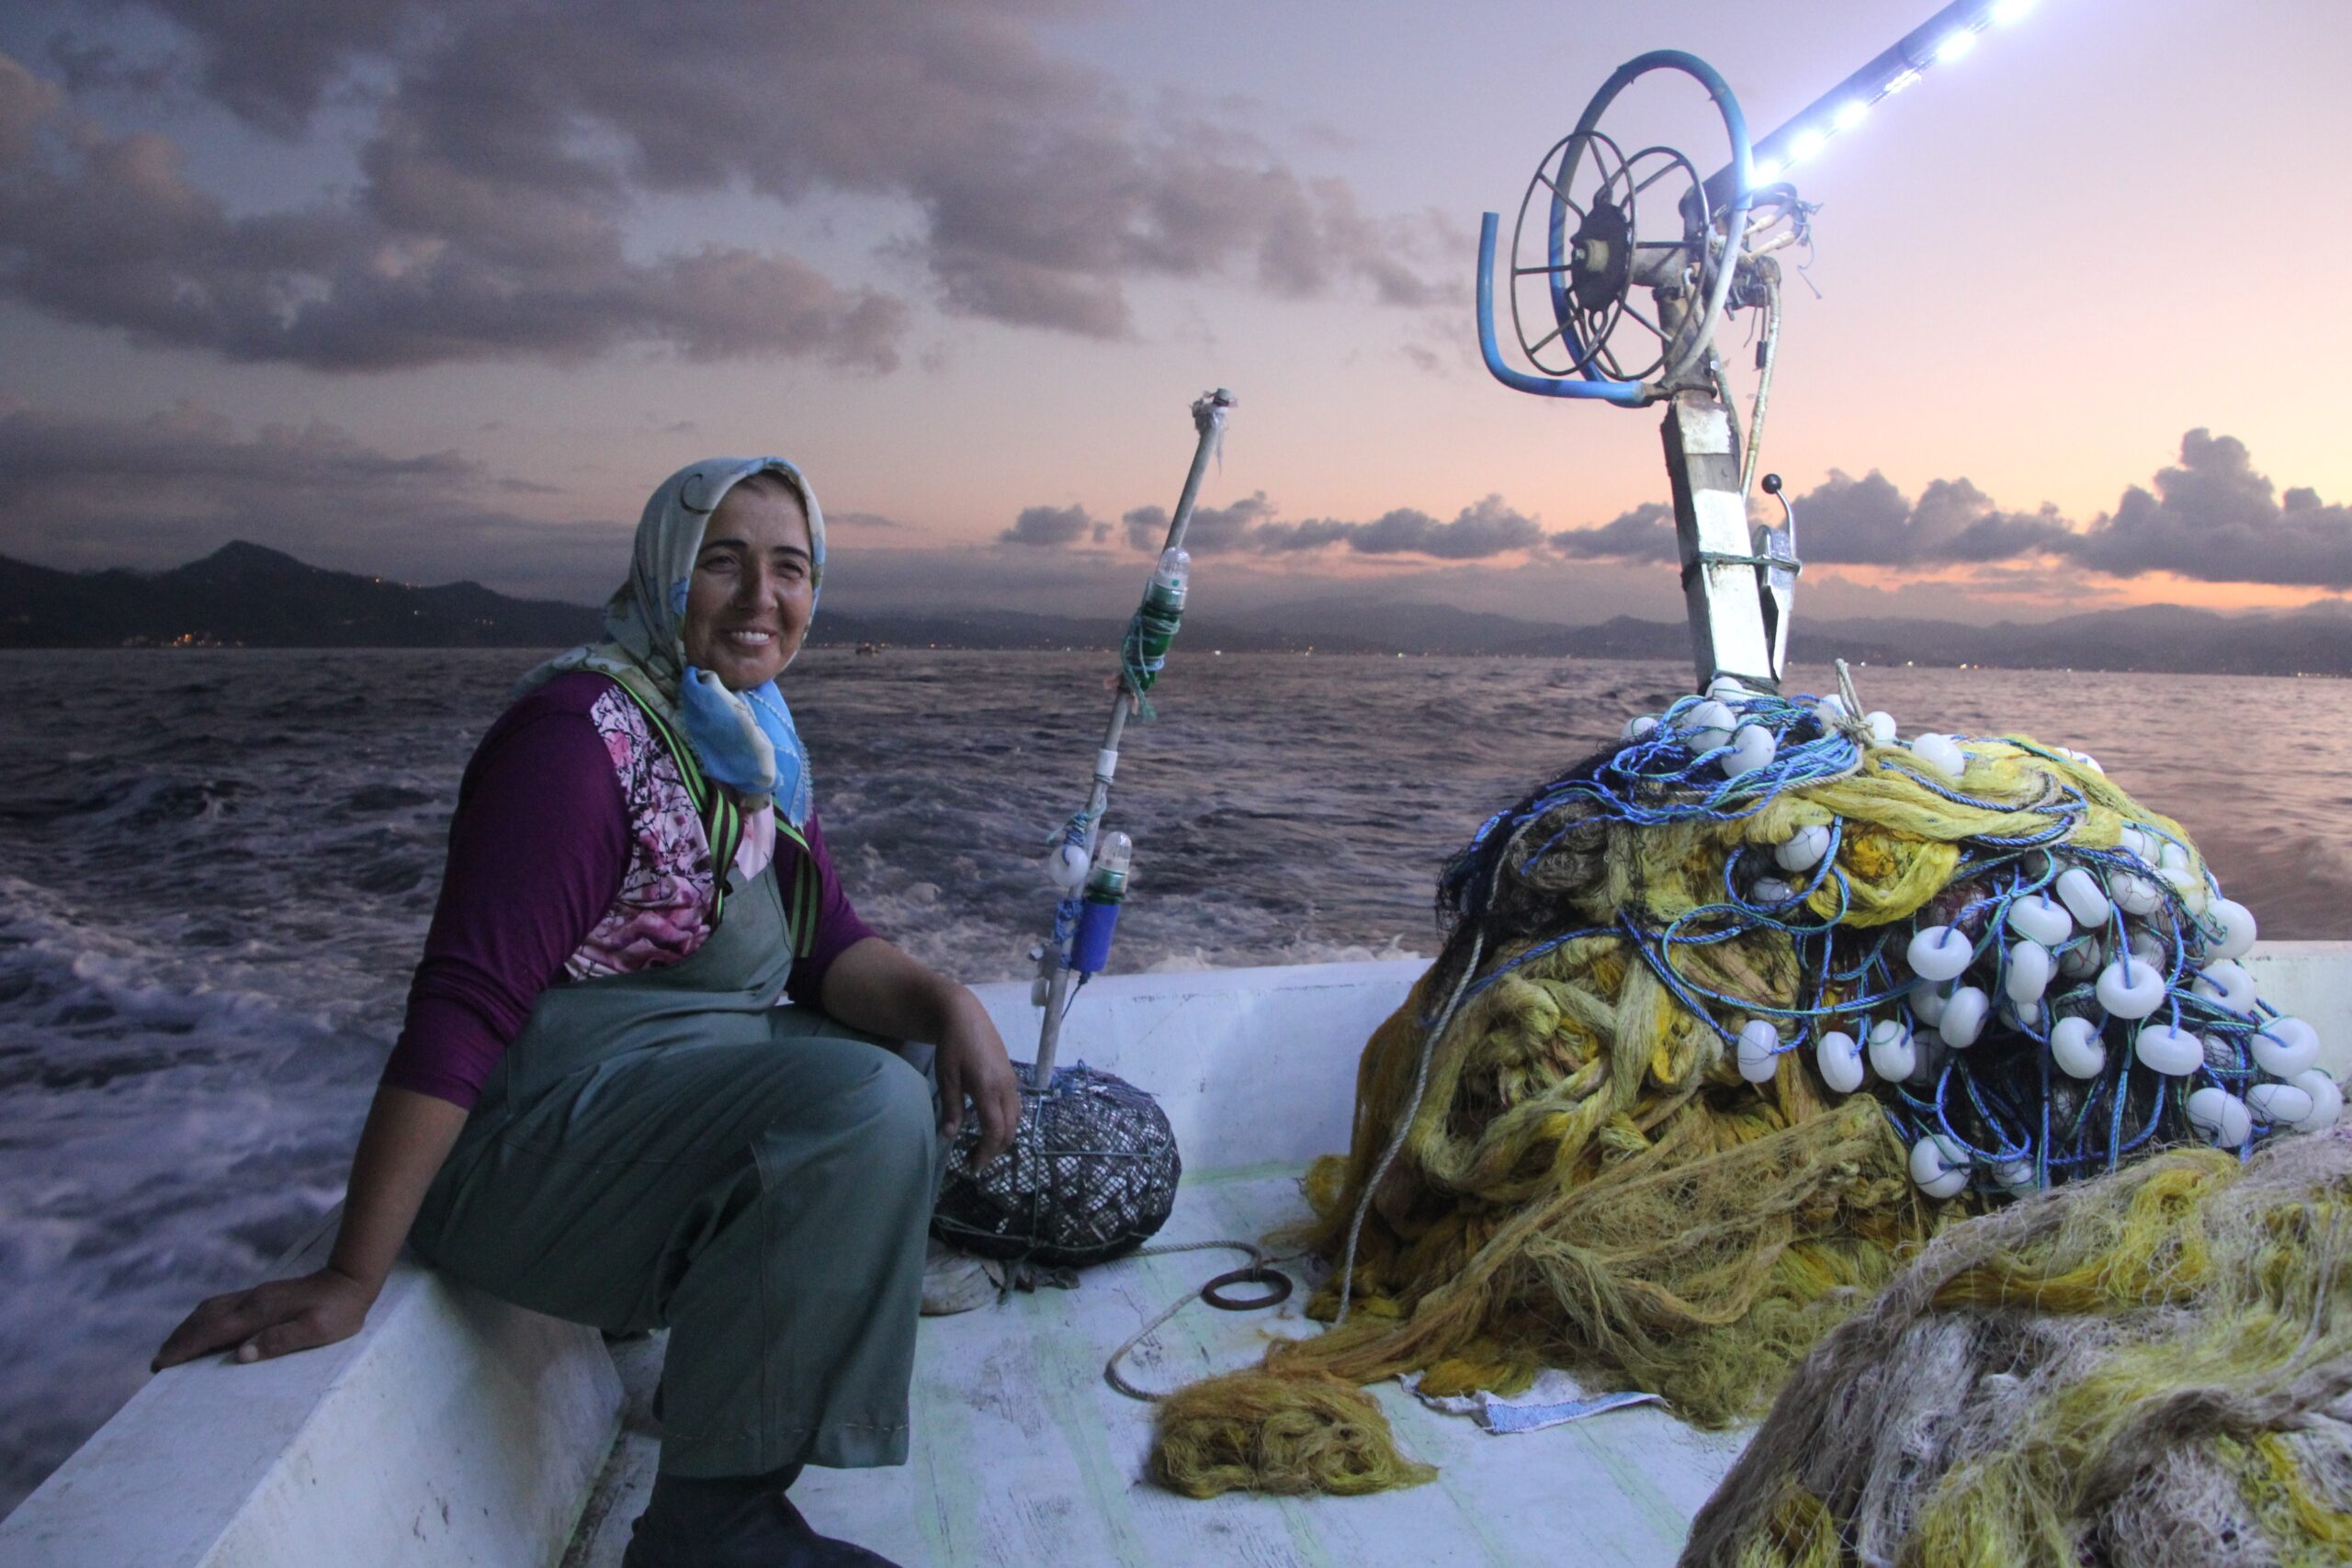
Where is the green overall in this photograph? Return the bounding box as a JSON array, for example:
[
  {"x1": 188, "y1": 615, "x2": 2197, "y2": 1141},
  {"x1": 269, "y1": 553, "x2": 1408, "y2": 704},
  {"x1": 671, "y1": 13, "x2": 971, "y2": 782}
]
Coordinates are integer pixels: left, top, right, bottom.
[{"x1": 411, "y1": 837, "x2": 943, "y2": 1478}]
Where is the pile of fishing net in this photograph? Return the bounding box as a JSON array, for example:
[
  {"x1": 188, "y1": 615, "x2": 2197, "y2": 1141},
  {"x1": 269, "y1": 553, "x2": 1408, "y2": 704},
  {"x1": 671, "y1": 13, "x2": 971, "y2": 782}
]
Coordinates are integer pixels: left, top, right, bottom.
[
  {"x1": 1150, "y1": 675, "x2": 2343, "y2": 1500},
  {"x1": 1684, "y1": 1130, "x2": 2352, "y2": 1567}
]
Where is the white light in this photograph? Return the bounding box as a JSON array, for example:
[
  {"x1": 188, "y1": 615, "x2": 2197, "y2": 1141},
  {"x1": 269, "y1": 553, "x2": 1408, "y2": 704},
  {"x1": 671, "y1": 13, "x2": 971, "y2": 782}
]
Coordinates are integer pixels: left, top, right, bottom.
[
  {"x1": 1752, "y1": 158, "x2": 1784, "y2": 184},
  {"x1": 1832, "y1": 100, "x2": 1869, "y2": 132},
  {"x1": 1884, "y1": 68, "x2": 1923, "y2": 94},
  {"x1": 1991, "y1": 0, "x2": 2037, "y2": 22},
  {"x1": 1788, "y1": 129, "x2": 1827, "y2": 164},
  {"x1": 1937, "y1": 29, "x2": 1979, "y2": 62}
]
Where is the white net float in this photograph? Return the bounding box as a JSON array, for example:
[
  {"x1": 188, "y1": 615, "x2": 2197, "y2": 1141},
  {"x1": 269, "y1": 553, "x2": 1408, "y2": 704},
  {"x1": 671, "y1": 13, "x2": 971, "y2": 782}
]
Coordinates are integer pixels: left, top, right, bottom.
[
  {"x1": 2004, "y1": 940, "x2": 2052, "y2": 1003},
  {"x1": 2095, "y1": 957, "x2": 2165, "y2": 1020},
  {"x1": 2050, "y1": 1016, "x2": 2106, "y2": 1079},
  {"x1": 2251, "y1": 1017, "x2": 2319, "y2": 1077},
  {"x1": 1774, "y1": 823, "x2": 1832, "y2": 872},
  {"x1": 2185, "y1": 1087, "x2": 2252, "y2": 1147},
  {"x1": 1736, "y1": 1019, "x2": 1782, "y2": 1084},
  {"x1": 1909, "y1": 1134, "x2": 1970, "y2": 1198},
  {"x1": 2132, "y1": 1022, "x2": 2203, "y2": 1077},
  {"x1": 1815, "y1": 1030, "x2": 1865, "y2": 1094},
  {"x1": 2289, "y1": 1070, "x2": 2344, "y2": 1133},
  {"x1": 1866, "y1": 1017, "x2": 1916, "y2": 1080},
  {"x1": 2052, "y1": 866, "x2": 2111, "y2": 928},
  {"x1": 2202, "y1": 897, "x2": 2257, "y2": 961},
  {"x1": 1939, "y1": 987, "x2": 1989, "y2": 1049},
  {"x1": 2005, "y1": 893, "x2": 2071, "y2": 948},
  {"x1": 1908, "y1": 733, "x2": 1965, "y2": 779},
  {"x1": 2189, "y1": 960, "x2": 2256, "y2": 1013},
  {"x1": 1725, "y1": 724, "x2": 1777, "y2": 777},
  {"x1": 1907, "y1": 924, "x2": 1973, "y2": 981}
]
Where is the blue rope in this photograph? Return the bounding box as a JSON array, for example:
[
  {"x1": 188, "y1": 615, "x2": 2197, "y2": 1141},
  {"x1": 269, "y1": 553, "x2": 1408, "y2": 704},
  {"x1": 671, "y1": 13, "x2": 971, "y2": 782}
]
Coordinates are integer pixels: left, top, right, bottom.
[{"x1": 1431, "y1": 694, "x2": 2291, "y2": 1195}]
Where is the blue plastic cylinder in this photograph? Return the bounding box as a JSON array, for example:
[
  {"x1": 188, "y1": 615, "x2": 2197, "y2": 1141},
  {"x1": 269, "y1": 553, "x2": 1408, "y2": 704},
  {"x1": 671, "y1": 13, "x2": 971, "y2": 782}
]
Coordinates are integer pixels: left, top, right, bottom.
[{"x1": 1071, "y1": 897, "x2": 1122, "y2": 974}]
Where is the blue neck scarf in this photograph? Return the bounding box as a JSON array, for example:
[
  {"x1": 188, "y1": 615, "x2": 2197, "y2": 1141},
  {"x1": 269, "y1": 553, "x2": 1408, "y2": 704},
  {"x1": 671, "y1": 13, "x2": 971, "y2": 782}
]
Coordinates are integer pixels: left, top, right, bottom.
[{"x1": 676, "y1": 666, "x2": 813, "y2": 827}]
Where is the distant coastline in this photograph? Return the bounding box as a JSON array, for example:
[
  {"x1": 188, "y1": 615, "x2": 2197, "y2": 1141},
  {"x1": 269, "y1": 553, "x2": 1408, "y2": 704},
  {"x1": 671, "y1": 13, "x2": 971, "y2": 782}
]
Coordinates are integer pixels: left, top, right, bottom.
[{"x1": 4, "y1": 541, "x2": 2346, "y2": 678}]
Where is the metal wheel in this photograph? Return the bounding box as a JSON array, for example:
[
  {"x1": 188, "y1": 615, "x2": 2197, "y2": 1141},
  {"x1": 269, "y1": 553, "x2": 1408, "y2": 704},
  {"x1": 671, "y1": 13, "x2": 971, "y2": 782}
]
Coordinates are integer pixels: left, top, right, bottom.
[{"x1": 1504, "y1": 51, "x2": 1754, "y2": 393}]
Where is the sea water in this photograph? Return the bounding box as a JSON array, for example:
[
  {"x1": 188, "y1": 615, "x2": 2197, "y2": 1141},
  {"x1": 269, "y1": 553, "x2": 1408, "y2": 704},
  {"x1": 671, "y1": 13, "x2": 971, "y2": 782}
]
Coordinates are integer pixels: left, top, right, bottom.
[{"x1": 2, "y1": 648, "x2": 2348, "y2": 1511}]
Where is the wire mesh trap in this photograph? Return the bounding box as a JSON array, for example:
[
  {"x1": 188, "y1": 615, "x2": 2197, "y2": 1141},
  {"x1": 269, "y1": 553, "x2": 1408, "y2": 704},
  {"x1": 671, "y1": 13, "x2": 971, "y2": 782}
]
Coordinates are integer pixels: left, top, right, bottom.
[{"x1": 933, "y1": 1061, "x2": 1182, "y2": 1268}]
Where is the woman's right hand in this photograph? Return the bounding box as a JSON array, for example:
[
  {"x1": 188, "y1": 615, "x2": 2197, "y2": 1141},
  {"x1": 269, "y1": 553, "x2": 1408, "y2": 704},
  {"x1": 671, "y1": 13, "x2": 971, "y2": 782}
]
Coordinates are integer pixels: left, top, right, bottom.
[
  {"x1": 151, "y1": 1266, "x2": 377, "y2": 1371},
  {"x1": 147, "y1": 1084, "x2": 472, "y2": 1374}
]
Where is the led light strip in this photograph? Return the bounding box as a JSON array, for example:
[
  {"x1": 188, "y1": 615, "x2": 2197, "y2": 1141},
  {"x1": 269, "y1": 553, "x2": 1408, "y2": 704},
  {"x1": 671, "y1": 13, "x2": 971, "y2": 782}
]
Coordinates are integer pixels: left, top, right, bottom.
[{"x1": 1699, "y1": 0, "x2": 2043, "y2": 204}]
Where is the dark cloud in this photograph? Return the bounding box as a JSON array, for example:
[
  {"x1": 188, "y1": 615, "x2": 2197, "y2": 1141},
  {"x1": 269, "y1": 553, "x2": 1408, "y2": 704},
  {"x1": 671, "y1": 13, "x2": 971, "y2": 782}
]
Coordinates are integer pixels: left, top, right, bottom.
[
  {"x1": 1122, "y1": 505, "x2": 1168, "y2": 549},
  {"x1": 121, "y1": 0, "x2": 424, "y2": 132},
  {"x1": 1540, "y1": 434, "x2": 2352, "y2": 591},
  {"x1": 1550, "y1": 500, "x2": 1676, "y2": 562},
  {"x1": 1121, "y1": 491, "x2": 1537, "y2": 560},
  {"x1": 1, "y1": 2, "x2": 1452, "y2": 367},
  {"x1": 823, "y1": 537, "x2": 1221, "y2": 623},
  {"x1": 0, "y1": 397, "x2": 625, "y2": 600},
  {"x1": 828, "y1": 510, "x2": 911, "y2": 532},
  {"x1": 0, "y1": 53, "x2": 62, "y2": 164},
  {"x1": 1255, "y1": 494, "x2": 1542, "y2": 559},
  {"x1": 2064, "y1": 429, "x2": 2352, "y2": 588},
  {"x1": 0, "y1": 54, "x2": 910, "y2": 371},
  {"x1": 1122, "y1": 491, "x2": 1277, "y2": 554},
  {"x1": 40, "y1": 32, "x2": 187, "y2": 100},
  {"x1": 1792, "y1": 470, "x2": 2071, "y2": 567},
  {"x1": 1551, "y1": 473, "x2": 2068, "y2": 569},
  {"x1": 1001, "y1": 502, "x2": 1102, "y2": 548}
]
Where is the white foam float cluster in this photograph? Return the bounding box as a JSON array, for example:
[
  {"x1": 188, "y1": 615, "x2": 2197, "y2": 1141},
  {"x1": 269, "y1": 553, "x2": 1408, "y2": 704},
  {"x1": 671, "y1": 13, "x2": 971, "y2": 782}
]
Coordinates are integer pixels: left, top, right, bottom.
[
  {"x1": 1870, "y1": 814, "x2": 2331, "y2": 1196},
  {"x1": 1623, "y1": 687, "x2": 2345, "y2": 1201},
  {"x1": 1626, "y1": 678, "x2": 1903, "y2": 784}
]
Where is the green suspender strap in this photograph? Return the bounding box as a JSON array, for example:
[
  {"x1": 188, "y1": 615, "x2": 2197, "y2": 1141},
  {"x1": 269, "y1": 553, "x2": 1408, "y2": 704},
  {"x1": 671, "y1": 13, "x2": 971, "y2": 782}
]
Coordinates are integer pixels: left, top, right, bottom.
[
  {"x1": 772, "y1": 817, "x2": 819, "y2": 959},
  {"x1": 614, "y1": 685, "x2": 818, "y2": 954}
]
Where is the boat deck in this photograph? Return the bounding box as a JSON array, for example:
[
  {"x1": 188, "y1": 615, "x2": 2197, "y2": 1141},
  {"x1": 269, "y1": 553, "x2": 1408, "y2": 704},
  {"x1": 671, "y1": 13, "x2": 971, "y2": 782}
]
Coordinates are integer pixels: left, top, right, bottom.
[
  {"x1": 560, "y1": 1162, "x2": 1747, "y2": 1568},
  {"x1": 19, "y1": 954, "x2": 2340, "y2": 1568}
]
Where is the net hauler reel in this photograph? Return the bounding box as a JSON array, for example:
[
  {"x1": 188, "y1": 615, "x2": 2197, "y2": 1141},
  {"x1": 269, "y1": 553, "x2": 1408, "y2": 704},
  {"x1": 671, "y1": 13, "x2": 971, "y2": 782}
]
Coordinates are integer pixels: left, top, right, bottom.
[{"x1": 1475, "y1": 0, "x2": 2047, "y2": 692}]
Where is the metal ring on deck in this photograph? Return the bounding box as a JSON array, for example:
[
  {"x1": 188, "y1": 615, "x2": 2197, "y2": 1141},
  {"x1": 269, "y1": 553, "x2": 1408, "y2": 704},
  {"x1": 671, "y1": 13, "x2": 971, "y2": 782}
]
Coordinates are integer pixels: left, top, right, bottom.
[{"x1": 1200, "y1": 1264, "x2": 1292, "y2": 1312}]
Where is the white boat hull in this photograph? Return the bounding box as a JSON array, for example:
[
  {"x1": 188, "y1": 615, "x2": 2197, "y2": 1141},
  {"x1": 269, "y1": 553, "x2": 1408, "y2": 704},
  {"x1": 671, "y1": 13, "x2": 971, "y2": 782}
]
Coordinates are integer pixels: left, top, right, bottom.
[{"x1": 6, "y1": 946, "x2": 2348, "y2": 1567}]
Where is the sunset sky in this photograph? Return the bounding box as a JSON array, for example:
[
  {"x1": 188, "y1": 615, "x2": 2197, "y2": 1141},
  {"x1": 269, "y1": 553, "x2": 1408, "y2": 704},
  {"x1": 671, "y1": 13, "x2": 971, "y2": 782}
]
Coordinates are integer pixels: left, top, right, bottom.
[{"x1": 3, "y1": 0, "x2": 2348, "y2": 626}]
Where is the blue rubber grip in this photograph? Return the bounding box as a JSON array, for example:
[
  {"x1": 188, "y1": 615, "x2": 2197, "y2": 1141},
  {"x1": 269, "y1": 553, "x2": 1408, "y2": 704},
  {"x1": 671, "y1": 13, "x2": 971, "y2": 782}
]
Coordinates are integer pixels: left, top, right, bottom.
[
  {"x1": 1476, "y1": 213, "x2": 1648, "y2": 404},
  {"x1": 1071, "y1": 898, "x2": 1121, "y2": 975}
]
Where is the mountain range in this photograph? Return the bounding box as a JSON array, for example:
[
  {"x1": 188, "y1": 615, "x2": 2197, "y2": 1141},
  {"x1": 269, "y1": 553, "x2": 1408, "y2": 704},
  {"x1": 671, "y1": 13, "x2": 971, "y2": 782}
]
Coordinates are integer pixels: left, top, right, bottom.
[
  {"x1": 2, "y1": 542, "x2": 2345, "y2": 678},
  {"x1": 0, "y1": 542, "x2": 601, "y2": 649}
]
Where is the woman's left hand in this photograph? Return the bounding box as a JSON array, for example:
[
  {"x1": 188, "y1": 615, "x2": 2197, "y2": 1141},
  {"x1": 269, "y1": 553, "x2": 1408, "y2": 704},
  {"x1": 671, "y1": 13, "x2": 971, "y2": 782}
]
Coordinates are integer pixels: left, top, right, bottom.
[
  {"x1": 934, "y1": 994, "x2": 1023, "y2": 1169},
  {"x1": 820, "y1": 938, "x2": 1024, "y2": 1168}
]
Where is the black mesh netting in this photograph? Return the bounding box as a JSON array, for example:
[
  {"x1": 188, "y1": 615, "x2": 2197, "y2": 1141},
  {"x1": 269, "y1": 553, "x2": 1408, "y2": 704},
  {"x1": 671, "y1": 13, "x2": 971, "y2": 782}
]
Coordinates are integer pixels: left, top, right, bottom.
[{"x1": 933, "y1": 1062, "x2": 1181, "y2": 1267}]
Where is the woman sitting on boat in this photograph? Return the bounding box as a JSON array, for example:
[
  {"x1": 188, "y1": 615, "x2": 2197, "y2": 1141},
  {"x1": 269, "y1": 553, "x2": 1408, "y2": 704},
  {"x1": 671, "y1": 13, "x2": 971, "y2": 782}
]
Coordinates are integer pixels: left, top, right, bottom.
[{"x1": 153, "y1": 456, "x2": 1022, "y2": 1568}]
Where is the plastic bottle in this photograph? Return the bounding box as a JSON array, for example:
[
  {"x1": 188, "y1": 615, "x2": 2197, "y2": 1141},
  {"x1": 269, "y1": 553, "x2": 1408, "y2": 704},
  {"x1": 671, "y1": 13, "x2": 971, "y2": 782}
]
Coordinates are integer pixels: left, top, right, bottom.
[
  {"x1": 1071, "y1": 832, "x2": 1133, "y2": 975},
  {"x1": 1147, "y1": 548, "x2": 1190, "y2": 615},
  {"x1": 1130, "y1": 549, "x2": 1190, "y2": 682}
]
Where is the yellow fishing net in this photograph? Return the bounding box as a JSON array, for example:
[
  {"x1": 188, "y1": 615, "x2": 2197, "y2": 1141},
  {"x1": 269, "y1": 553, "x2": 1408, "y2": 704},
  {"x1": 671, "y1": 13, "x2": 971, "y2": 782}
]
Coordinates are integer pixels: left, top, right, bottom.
[
  {"x1": 1684, "y1": 1132, "x2": 2352, "y2": 1567},
  {"x1": 1151, "y1": 697, "x2": 2262, "y2": 1500}
]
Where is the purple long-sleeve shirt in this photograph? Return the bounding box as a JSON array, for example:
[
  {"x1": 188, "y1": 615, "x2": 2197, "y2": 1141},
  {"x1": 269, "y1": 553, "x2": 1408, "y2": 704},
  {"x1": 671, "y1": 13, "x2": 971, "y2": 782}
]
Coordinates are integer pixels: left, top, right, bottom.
[{"x1": 380, "y1": 671, "x2": 876, "y2": 1109}]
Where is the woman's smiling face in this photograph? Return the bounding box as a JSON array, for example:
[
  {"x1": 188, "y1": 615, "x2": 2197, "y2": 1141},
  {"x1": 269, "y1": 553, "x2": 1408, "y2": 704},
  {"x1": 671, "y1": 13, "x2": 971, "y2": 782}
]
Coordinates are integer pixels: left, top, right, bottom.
[{"x1": 680, "y1": 479, "x2": 815, "y2": 691}]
